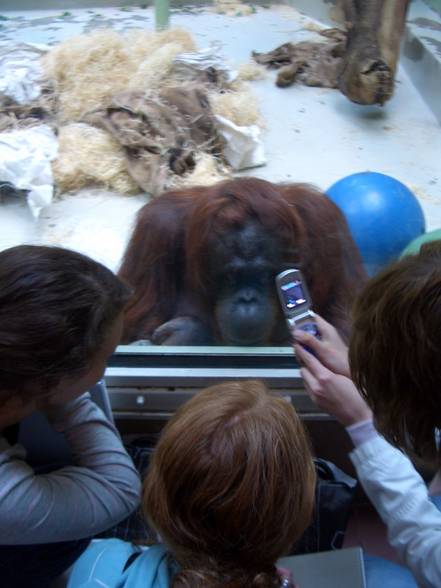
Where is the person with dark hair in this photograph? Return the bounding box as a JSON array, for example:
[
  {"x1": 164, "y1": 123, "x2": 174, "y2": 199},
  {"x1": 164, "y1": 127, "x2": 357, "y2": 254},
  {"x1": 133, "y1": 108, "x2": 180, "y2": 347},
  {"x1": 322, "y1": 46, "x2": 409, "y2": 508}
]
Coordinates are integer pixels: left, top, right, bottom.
[
  {"x1": 67, "y1": 380, "x2": 316, "y2": 588},
  {"x1": 0, "y1": 245, "x2": 141, "y2": 587},
  {"x1": 293, "y1": 241, "x2": 441, "y2": 587}
]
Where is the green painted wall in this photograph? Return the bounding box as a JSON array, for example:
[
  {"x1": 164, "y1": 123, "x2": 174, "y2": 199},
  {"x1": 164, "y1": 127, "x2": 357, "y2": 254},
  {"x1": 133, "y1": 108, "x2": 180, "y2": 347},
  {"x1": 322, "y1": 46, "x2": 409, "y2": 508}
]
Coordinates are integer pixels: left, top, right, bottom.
[{"x1": 424, "y1": 0, "x2": 441, "y2": 15}]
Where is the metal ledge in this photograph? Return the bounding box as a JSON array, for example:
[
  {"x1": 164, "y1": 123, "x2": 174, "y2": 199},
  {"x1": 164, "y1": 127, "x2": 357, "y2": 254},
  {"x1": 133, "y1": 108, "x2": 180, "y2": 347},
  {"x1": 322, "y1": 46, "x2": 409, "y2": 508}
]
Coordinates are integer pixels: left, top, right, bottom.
[
  {"x1": 104, "y1": 344, "x2": 321, "y2": 419},
  {"x1": 106, "y1": 366, "x2": 302, "y2": 387}
]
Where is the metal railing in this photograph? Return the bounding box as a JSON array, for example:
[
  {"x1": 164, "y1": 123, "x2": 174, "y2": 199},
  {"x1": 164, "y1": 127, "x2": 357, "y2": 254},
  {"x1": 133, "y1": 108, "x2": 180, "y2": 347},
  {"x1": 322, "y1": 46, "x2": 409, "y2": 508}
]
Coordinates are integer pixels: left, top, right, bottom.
[{"x1": 105, "y1": 344, "x2": 326, "y2": 421}]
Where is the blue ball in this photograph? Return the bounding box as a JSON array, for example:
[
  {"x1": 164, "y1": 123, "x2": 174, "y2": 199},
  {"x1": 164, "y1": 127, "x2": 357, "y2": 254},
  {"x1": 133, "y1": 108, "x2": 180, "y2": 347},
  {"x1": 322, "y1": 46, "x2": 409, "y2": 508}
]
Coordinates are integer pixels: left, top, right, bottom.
[{"x1": 326, "y1": 172, "x2": 426, "y2": 275}]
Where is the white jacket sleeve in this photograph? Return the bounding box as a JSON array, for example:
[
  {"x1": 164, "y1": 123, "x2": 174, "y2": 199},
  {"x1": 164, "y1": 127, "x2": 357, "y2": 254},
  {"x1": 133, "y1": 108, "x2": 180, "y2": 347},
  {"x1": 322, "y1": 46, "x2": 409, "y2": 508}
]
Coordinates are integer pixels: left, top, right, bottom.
[
  {"x1": 350, "y1": 433, "x2": 441, "y2": 588},
  {"x1": 0, "y1": 394, "x2": 141, "y2": 545}
]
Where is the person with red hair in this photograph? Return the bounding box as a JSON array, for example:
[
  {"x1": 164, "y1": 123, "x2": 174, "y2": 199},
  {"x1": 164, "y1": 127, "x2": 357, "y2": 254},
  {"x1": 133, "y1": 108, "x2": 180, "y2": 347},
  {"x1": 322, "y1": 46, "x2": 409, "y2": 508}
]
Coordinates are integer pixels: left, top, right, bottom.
[{"x1": 68, "y1": 380, "x2": 316, "y2": 588}]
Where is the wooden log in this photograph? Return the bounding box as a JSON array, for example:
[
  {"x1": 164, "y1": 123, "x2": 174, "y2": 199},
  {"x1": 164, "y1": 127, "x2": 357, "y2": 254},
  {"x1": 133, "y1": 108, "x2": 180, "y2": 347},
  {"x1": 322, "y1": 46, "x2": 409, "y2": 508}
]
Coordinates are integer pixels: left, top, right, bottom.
[{"x1": 338, "y1": 0, "x2": 410, "y2": 105}]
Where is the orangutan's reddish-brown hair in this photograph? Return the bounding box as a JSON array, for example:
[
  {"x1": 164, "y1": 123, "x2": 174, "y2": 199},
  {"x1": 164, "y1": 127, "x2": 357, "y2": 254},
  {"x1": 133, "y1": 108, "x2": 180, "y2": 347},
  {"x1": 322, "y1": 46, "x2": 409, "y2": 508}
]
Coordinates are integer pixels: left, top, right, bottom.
[
  {"x1": 143, "y1": 379, "x2": 316, "y2": 587},
  {"x1": 119, "y1": 177, "x2": 366, "y2": 343}
]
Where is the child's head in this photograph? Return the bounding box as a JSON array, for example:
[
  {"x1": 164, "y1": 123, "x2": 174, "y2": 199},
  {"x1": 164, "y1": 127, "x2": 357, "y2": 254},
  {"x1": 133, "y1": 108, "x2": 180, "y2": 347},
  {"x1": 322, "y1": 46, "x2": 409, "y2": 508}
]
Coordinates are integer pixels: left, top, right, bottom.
[
  {"x1": 144, "y1": 379, "x2": 315, "y2": 587},
  {"x1": 0, "y1": 245, "x2": 131, "y2": 407},
  {"x1": 349, "y1": 241, "x2": 441, "y2": 461}
]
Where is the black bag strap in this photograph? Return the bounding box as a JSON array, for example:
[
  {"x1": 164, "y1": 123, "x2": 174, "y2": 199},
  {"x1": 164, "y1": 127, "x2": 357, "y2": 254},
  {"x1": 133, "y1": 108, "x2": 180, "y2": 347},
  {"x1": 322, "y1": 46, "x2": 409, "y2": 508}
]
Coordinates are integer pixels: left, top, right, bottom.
[
  {"x1": 123, "y1": 551, "x2": 142, "y2": 572},
  {"x1": 3, "y1": 424, "x2": 19, "y2": 446}
]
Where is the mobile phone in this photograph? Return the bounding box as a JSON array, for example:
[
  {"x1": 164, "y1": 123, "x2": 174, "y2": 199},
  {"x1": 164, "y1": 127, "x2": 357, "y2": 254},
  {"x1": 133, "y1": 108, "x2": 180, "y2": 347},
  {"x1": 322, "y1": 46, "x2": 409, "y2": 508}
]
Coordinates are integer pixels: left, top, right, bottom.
[{"x1": 275, "y1": 268, "x2": 321, "y2": 339}]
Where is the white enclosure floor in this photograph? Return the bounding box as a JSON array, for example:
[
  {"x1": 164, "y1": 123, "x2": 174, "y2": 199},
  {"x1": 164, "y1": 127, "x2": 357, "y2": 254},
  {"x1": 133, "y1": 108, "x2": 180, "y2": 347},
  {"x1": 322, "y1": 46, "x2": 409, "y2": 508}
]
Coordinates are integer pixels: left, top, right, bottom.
[{"x1": 0, "y1": 3, "x2": 440, "y2": 271}]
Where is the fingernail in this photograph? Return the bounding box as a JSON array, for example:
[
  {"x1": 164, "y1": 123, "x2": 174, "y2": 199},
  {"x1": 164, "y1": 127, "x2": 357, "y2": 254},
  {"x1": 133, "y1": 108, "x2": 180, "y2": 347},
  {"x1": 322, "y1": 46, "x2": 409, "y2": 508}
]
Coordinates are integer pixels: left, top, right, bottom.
[{"x1": 293, "y1": 329, "x2": 306, "y2": 339}]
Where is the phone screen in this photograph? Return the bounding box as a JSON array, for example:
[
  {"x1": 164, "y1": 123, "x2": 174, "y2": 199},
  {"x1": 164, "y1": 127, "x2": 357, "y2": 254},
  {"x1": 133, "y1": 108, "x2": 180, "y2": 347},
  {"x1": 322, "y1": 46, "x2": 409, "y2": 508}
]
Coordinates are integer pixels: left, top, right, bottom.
[{"x1": 281, "y1": 280, "x2": 307, "y2": 309}]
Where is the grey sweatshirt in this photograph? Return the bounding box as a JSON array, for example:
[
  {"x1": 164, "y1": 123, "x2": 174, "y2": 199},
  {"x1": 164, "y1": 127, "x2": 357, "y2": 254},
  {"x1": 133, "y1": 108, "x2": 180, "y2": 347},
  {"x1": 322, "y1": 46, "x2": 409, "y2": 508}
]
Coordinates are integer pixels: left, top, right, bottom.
[{"x1": 0, "y1": 393, "x2": 141, "y2": 545}]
